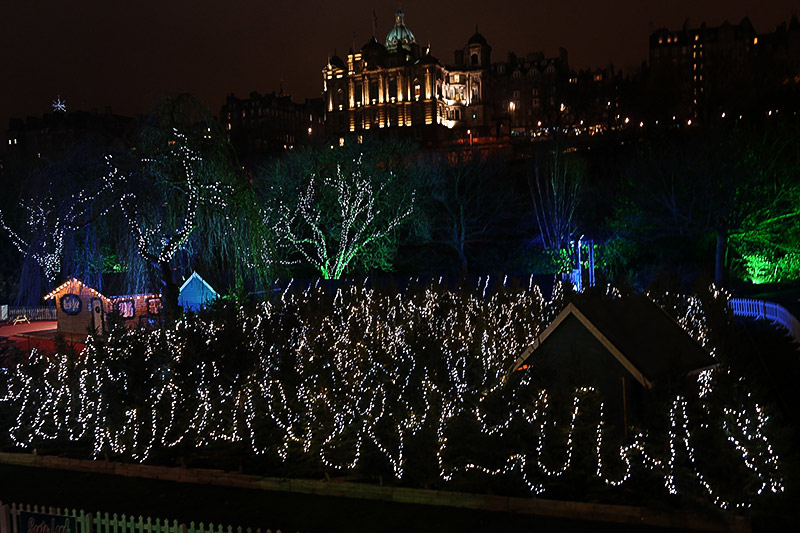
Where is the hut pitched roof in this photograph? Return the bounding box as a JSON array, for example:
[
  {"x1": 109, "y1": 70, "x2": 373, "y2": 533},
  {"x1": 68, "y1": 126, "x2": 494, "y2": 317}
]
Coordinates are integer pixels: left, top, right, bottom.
[{"x1": 512, "y1": 295, "x2": 715, "y2": 388}]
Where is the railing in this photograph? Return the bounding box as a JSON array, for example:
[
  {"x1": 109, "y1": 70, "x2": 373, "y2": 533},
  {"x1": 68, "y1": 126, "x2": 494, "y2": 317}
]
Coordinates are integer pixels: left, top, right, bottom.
[
  {"x1": 729, "y1": 298, "x2": 800, "y2": 344},
  {"x1": 0, "y1": 502, "x2": 289, "y2": 533},
  {"x1": 4, "y1": 307, "x2": 57, "y2": 322}
]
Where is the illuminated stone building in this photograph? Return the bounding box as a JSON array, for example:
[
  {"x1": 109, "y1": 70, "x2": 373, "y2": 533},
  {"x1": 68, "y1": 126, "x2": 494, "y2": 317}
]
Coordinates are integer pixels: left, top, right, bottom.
[
  {"x1": 323, "y1": 9, "x2": 495, "y2": 145},
  {"x1": 323, "y1": 9, "x2": 664, "y2": 147},
  {"x1": 650, "y1": 18, "x2": 757, "y2": 121}
]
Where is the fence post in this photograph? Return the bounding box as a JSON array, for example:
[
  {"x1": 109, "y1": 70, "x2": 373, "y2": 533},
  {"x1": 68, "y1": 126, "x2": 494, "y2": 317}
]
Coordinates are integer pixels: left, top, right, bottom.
[
  {"x1": 78, "y1": 510, "x2": 87, "y2": 533},
  {"x1": 10, "y1": 503, "x2": 19, "y2": 533},
  {"x1": 0, "y1": 501, "x2": 9, "y2": 533}
]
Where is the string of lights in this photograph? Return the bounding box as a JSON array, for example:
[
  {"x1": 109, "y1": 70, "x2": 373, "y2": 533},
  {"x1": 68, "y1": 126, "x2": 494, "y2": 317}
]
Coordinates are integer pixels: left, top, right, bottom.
[{"x1": 0, "y1": 280, "x2": 784, "y2": 509}]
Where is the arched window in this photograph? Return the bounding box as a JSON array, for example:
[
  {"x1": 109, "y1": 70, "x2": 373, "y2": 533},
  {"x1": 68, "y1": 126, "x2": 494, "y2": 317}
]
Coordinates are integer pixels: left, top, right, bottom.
[
  {"x1": 471, "y1": 53, "x2": 479, "y2": 65},
  {"x1": 336, "y1": 88, "x2": 344, "y2": 109},
  {"x1": 355, "y1": 84, "x2": 363, "y2": 106},
  {"x1": 413, "y1": 79, "x2": 421, "y2": 101},
  {"x1": 370, "y1": 80, "x2": 379, "y2": 103}
]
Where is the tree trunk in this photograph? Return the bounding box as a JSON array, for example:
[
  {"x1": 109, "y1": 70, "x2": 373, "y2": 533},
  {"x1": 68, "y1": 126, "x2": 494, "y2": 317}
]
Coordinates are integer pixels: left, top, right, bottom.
[
  {"x1": 715, "y1": 228, "x2": 726, "y2": 286},
  {"x1": 160, "y1": 260, "x2": 180, "y2": 324}
]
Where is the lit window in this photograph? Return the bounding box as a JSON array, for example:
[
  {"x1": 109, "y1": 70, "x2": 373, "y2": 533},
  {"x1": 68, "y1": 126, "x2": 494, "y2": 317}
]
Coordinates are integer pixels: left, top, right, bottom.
[
  {"x1": 117, "y1": 300, "x2": 135, "y2": 319},
  {"x1": 753, "y1": 37, "x2": 758, "y2": 45},
  {"x1": 339, "y1": 137, "x2": 345, "y2": 147},
  {"x1": 453, "y1": 74, "x2": 460, "y2": 83},
  {"x1": 147, "y1": 298, "x2": 161, "y2": 316}
]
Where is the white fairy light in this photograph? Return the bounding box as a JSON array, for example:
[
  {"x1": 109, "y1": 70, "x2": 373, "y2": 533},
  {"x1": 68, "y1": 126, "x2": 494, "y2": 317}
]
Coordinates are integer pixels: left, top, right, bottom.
[{"x1": 0, "y1": 280, "x2": 784, "y2": 509}]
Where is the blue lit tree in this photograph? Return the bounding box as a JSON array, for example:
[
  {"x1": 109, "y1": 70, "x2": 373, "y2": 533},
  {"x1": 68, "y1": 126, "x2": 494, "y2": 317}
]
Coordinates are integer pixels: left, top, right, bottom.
[
  {"x1": 0, "y1": 138, "x2": 130, "y2": 305},
  {"x1": 0, "y1": 94, "x2": 255, "y2": 315},
  {"x1": 108, "y1": 94, "x2": 256, "y2": 321}
]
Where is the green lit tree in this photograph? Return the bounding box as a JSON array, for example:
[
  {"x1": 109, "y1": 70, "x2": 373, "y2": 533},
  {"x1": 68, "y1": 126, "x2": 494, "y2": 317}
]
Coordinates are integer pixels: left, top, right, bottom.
[
  {"x1": 610, "y1": 124, "x2": 800, "y2": 286},
  {"x1": 265, "y1": 140, "x2": 417, "y2": 279}
]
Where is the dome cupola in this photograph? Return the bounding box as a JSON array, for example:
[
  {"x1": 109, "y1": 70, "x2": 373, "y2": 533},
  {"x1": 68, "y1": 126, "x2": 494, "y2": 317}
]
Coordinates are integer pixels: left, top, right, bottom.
[{"x1": 385, "y1": 9, "x2": 416, "y2": 52}]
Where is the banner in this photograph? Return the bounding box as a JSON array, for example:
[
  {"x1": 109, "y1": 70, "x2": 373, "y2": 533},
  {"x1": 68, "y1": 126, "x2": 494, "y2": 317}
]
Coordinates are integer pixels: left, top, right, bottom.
[{"x1": 18, "y1": 512, "x2": 78, "y2": 533}]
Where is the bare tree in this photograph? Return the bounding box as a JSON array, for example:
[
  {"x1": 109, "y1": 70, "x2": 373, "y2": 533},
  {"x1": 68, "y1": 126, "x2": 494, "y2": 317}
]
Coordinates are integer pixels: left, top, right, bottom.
[
  {"x1": 429, "y1": 151, "x2": 510, "y2": 274},
  {"x1": 528, "y1": 145, "x2": 584, "y2": 251}
]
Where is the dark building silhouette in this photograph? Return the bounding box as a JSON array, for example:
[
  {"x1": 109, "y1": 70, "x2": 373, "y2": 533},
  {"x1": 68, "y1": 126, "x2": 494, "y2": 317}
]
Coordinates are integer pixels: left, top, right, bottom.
[
  {"x1": 4, "y1": 108, "x2": 132, "y2": 184},
  {"x1": 220, "y1": 90, "x2": 324, "y2": 161},
  {"x1": 649, "y1": 16, "x2": 800, "y2": 122}
]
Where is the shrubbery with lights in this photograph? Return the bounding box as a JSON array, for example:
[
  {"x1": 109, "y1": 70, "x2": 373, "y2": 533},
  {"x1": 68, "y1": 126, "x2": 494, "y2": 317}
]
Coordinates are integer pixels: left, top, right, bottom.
[{"x1": 0, "y1": 279, "x2": 787, "y2": 511}]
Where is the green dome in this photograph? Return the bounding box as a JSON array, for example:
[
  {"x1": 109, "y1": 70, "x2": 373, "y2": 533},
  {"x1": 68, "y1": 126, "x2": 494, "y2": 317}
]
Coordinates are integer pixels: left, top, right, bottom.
[{"x1": 385, "y1": 9, "x2": 415, "y2": 52}]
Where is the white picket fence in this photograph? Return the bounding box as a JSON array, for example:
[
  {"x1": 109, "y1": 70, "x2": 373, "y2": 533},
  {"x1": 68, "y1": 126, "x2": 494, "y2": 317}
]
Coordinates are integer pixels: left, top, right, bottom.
[
  {"x1": 0, "y1": 502, "x2": 289, "y2": 533},
  {"x1": 729, "y1": 297, "x2": 800, "y2": 344},
  {"x1": 4, "y1": 307, "x2": 57, "y2": 322}
]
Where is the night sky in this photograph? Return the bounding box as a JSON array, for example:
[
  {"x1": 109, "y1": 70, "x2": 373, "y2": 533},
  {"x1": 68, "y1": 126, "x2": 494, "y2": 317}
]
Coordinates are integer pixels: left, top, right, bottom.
[{"x1": 2, "y1": 0, "x2": 797, "y2": 140}]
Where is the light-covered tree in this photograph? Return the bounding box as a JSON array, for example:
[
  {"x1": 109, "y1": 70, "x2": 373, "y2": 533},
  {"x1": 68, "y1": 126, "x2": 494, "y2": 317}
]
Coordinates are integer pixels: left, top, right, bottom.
[
  {"x1": 0, "y1": 141, "x2": 130, "y2": 304},
  {"x1": 267, "y1": 142, "x2": 416, "y2": 279},
  {"x1": 1, "y1": 94, "x2": 255, "y2": 315}
]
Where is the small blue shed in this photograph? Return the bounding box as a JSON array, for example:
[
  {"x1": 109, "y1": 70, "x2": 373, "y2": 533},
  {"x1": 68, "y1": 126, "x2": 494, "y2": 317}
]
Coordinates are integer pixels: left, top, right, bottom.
[{"x1": 178, "y1": 272, "x2": 218, "y2": 312}]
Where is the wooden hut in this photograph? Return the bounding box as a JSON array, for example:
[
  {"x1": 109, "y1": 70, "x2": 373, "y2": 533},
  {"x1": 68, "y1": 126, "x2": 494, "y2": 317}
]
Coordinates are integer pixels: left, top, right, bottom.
[
  {"x1": 107, "y1": 292, "x2": 163, "y2": 328},
  {"x1": 178, "y1": 272, "x2": 218, "y2": 312},
  {"x1": 44, "y1": 278, "x2": 109, "y2": 336},
  {"x1": 510, "y1": 295, "x2": 716, "y2": 427},
  {"x1": 45, "y1": 278, "x2": 162, "y2": 335}
]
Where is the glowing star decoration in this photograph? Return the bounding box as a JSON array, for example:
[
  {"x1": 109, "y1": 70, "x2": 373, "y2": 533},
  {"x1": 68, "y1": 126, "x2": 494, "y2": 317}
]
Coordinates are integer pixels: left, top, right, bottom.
[{"x1": 52, "y1": 95, "x2": 67, "y2": 113}]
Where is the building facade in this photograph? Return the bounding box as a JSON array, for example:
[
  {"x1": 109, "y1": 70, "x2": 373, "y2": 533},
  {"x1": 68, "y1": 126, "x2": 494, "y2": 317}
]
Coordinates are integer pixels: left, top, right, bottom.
[
  {"x1": 649, "y1": 16, "x2": 800, "y2": 121},
  {"x1": 322, "y1": 9, "x2": 623, "y2": 147},
  {"x1": 323, "y1": 10, "x2": 500, "y2": 146},
  {"x1": 220, "y1": 90, "x2": 324, "y2": 160}
]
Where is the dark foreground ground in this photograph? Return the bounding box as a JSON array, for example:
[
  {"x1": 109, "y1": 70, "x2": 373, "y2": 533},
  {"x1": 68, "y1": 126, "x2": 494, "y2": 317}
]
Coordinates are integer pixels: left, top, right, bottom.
[{"x1": 0, "y1": 462, "x2": 744, "y2": 533}]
